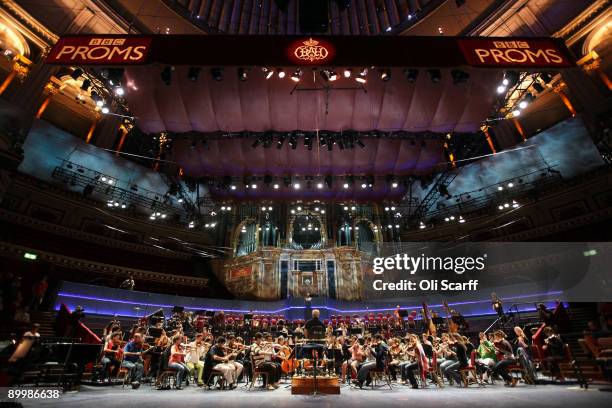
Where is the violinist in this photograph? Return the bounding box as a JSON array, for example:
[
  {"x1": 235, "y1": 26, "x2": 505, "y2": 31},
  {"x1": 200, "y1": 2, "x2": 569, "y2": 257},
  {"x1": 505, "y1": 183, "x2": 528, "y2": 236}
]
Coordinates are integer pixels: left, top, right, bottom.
[
  {"x1": 399, "y1": 334, "x2": 424, "y2": 389},
  {"x1": 388, "y1": 337, "x2": 406, "y2": 381},
  {"x1": 341, "y1": 336, "x2": 365, "y2": 383},
  {"x1": 226, "y1": 336, "x2": 245, "y2": 381},
  {"x1": 122, "y1": 332, "x2": 145, "y2": 388},
  {"x1": 99, "y1": 332, "x2": 122, "y2": 382},
  {"x1": 206, "y1": 336, "x2": 240, "y2": 389},
  {"x1": 168, "y1": 334, "x2": 188, "y2": 390},
  {"x1": 250, "y1": 333, "x2": 281, "y2": 390},
  {"x1": 492, "y1": 330, "x2": 517, "y2": 387},
  {"x1": 354, "y1": 334, "x2": 388, "y2": 388},
  {"x1": 185, "y1": 333, "x2": 206, "y2": 386},
  {"x1": 148, "y1": 331, "x2": 169, "y2": 380}
]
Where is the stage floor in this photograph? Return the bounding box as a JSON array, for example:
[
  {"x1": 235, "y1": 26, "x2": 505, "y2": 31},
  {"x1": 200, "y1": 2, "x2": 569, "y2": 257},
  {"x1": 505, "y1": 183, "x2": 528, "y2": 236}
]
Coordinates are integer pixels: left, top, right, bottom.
[{"x1": 14, "y1": 383, "x2": 612, "y2": 408}]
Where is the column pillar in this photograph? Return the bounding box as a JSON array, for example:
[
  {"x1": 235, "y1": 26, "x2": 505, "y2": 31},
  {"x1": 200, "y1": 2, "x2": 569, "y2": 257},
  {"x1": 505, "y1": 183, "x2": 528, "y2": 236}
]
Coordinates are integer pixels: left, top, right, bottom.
[
  {"x1": 560, "y1": 67, "x2": 607, "y2": 117},
  {"x1": 491, "y1": 119, "x2": 521, "y2": 150}
]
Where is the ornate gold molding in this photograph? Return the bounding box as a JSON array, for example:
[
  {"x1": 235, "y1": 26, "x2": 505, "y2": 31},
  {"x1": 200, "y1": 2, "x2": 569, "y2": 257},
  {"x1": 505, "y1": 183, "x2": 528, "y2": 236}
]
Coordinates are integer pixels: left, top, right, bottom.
[{"x1": 0, "y1": 0, "x2": 58, "y2": 50}]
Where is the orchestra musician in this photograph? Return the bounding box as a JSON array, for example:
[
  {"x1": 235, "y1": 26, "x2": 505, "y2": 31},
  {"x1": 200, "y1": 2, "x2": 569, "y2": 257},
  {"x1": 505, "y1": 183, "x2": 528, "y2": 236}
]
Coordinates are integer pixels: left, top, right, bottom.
[
  {"x1": 121, "y1": 332, "x2": 145, "y2": 388},
  {"x1": 226, "y1": 336, "x2": 245, "y2": 382},
  {"x1": 492, "y1": 330, "x2": 518, "y2": 387},
  {"x1": 205, "y1": 336, "x2": 240, "y2": 389},
  {"x1": 354, "y1": 334, "x2": 388, "y2": 388},
  {"x1": 250, "y1": 332, "x2": 281, "y2": 390},
  {"x1": 168, "y1": 334, "x2": 188, "y2": 390},
  {"x1": 476, "y1": 331, "x2": 497, "y2": 380},
  {"x1": 341, "y1": 336, "x2": 365, "y2": 383},
  {"x1": 443, "y1": 333, "x2": 469, "y2": 387},
  {"x1": 99, "y1": 332, "x2": 122, "y2": 382},
  {"x1": 185, "y1": 333, "x2": 206, "y2": 386},
  {"x1": 399, "y1": 334, "x2": 427, "y2": 389}
]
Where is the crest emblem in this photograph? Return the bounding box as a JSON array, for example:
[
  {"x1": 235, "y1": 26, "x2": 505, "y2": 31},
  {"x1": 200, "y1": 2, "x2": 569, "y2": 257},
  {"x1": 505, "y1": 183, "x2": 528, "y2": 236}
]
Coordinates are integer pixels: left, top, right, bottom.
[{"x1": 293, "y1": 38, "x2": 330, "y2": 62}]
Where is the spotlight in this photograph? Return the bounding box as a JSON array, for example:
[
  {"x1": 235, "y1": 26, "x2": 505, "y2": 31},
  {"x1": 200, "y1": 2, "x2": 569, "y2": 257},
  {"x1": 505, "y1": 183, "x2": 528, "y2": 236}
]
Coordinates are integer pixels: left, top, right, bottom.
[
  {"x1": 404, "y1": 68, "x2": 418, "y2": 83},
  {"x1": 251, "y1": 184, "x2": 257, "y2": 189},
  {"x1": 419, "y1": 221, "x2": 426, "y2": 229},
  {"x1": 361, "y1": 183, "x2": 367, "y2": 189},
  {"x1": 427, "y1": 69, "x2": 441, "y2": 83},
  {"x1": 504, "y1": 71, "x2": 519, "y2": 87},
  {"x1": 188, "y1": 67, "x2": 201, "y2": 82},
  {"x1": 291, "y1": 68, "x2": 303, "y2": 82},
  {"x1": 114, "y1": 86, "x2": 124, "y2": 96},
  {"x1": 320, "y1": 69, "x2": 338, "y2": 82},
  {"x1": 379, "y1": 69, "x2": 391, "y2": 81},
  {"x1": 80, "y1": 79, "x2": 91, "y2": 91},
  {"x1": 70, "y1": 68, "x2": 83, "y2": 80},
  {"x1": 294, "y1": 183, "x2": 300, "y2": 189},
  {"x1": 304, "y1": 135, "x2": 313, "y2": 150},
  {"x1": 451, "y1": 69, "x2": 469, "y2": 84},
  {"x1": 497, "y1": 85, "x2": 507, "y2": 94},
  {"x1": 512, "y1": 109, "x2": 521, "y2": 117},
  {"x1": 289, "y1": 135, "x2": 297, "y2": 149},
  {"x1": 277, "y1": 68, "x2": 286, "y2": 79},
  {"x1": 392, "y1": 182, "x2": 398, "y2": 188},
  {"x1": 458, "y1": 216, "x2": 465, "y2": 223},
  {"x1": 265, "y1": 69, "x2": 274, "y2": 80},
  {"x1": 277, "y1": 134, "x2": 286, "y2": 149},
  {"x1": 540, "y1": 72, "x2": 553, "y2": 84},
  {"x1": 211, "y1": 67, "x2": 223, "y2": 81},
  {"x1": 519, "y1": 100, "x2": 529, "y2": 109},
  {"x1": 343, "y1": 68, "x2": 352, "y2": 78},
  {"x1": 532, "y1": 81, "x2": 545, "y2": 93},
  {"x1": 273, "y1": 184, "x2": 279, "y2": 189},
  {"x1": 355, "y1": 68, "x2": 368, "y2": 84},
  {"x1": 238, "y1": 67, "x2": 248, "y2": 81},
  {"x1": 230, "y1": 185, "x2": 237, "y2": 190},
  {"x1": 101, "y1": 106, "x2": 110, "y2": 114},
  {"x1": 317, "y1": 183, "x2": 323, "y2": 189},
  {"x1": 160, "y1": 66, "x2": 173, "y2": 85},
  {"x1": 508, "y1": 182, "x2": 514, "y2": 188},
  {"x1": 343, "y1": 183, "x2": 349, "y2": 189}
]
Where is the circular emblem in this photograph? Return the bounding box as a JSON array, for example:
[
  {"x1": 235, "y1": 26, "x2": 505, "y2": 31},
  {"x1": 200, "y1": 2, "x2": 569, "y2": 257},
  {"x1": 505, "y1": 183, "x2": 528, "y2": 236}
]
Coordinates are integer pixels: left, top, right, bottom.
[{"x1": 289, "y1": 38, "x2": 335, "y2": 65}]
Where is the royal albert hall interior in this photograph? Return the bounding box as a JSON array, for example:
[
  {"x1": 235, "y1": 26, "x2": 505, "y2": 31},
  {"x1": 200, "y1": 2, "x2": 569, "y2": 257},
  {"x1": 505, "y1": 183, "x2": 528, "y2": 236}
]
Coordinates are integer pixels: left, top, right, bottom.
[{"x1": 0, "y1": 1, "x2": 612, "y2": 407}]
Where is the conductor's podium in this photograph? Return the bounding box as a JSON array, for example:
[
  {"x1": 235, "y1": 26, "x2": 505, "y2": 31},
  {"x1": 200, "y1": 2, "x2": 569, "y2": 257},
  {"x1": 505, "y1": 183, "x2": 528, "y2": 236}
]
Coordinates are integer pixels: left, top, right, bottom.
[{"x1": 291, "y1": 374, "x2": 340, "y2": 395}]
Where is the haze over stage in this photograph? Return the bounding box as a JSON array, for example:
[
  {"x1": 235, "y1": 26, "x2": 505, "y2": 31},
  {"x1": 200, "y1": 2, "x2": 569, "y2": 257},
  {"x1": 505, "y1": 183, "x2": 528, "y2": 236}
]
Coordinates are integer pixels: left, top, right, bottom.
[{"x1": 18, "y1": 383, "x2": 612, "y2": 408}]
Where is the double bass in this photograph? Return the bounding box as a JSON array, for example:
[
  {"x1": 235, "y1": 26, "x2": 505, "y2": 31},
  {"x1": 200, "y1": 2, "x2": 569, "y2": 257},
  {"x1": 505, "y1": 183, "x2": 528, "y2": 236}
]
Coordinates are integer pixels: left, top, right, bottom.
[
  {"x1": 421, "y1": 302, "x2": 437, "y2": 337},
  {"x1": 443, "y1": 301, "x2": 459, "y2": 333}
]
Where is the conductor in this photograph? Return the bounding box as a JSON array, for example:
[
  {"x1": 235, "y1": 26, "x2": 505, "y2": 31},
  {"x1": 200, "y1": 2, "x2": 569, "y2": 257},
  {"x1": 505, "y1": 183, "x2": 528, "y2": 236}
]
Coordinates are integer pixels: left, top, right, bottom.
[{"x1": 304, "y1": 309, "x2": 326, "y2": 339}]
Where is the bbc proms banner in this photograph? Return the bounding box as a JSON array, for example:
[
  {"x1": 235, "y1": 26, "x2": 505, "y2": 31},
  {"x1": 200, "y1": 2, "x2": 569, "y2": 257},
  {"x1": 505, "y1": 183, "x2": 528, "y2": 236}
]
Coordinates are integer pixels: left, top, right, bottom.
[
  {"x1": 362, "y1": 242, "x2": 612, "y2": 303},
  {"x1": 45, "y1": 35, "x2": 573, "y2": 68}
]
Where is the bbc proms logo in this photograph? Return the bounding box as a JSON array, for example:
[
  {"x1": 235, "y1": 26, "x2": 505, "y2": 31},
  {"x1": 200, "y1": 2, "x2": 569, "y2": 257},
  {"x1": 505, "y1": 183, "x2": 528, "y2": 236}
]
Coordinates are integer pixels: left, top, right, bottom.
[{"x1": 48, "y1": 37, "x2": 151, "y2": 64}]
